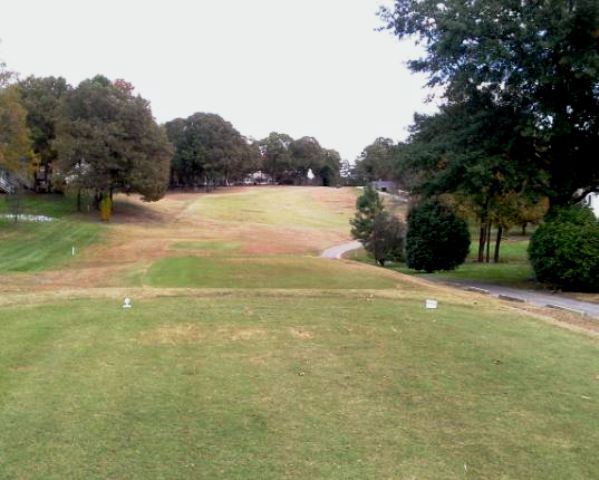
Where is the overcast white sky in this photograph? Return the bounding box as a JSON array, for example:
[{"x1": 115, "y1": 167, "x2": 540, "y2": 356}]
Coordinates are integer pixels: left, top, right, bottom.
[{"x1": 0, "y1": 0, "x2": 438, "y2": 161}]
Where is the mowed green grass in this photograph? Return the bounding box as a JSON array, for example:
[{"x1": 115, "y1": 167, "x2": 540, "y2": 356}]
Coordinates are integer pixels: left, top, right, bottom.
[
  {"x1": 353, "y1": 237, "x2": 535, "y2": 287},
  {"x1": 145, "y1": 255, "x2": 398, "y2": 289},
  {"x1": 188, "y1": 187, "x2": 351, "y2": 228},
  {"x1": 433, "y1": 239, "x2": 534, "y2": 286},
  {"x1": 0, "y1": 192, "x2": 79, "y2": 218},
  {"x1": 0, "y1": 219, "x2": 105, "y2": 272},
  {"x1": 0, "y1": 295, "x2": 597, "y2": 479}
]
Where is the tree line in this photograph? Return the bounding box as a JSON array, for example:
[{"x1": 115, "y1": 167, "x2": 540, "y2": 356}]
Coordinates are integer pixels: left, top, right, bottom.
[
  {"x1": 0, "y1": 65, "x2": 342, "y2": 215},
  {"x1": 165, "y1": 120, "x2": 341, "y2": 189}
]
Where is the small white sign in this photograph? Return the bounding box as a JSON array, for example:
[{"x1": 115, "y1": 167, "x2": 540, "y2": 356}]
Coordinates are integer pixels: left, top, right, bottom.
[
  {"x1": 425, "y1": 299, "x2": 438, "y2": 309},
  {"x1": 122, "y1": 297, "x2": 132, "y2": 309}
]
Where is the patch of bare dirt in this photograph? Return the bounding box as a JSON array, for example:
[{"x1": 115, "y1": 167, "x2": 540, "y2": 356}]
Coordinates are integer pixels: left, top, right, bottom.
[
  {"x1": 225, "y1": 327, "x2": 267, "y2": 341},
  {"x1": 247, "y1": 352, "x2": 274, "y2": 366},
  {"x1": 289, "y1": 326, "x2": 313, "y2": 340},
  {"x1": 138, "y1": 324, "x2": 206, "y2": 345},
  {"x1": 138, "y1": 324, "x2": 267, "y2": 345}
]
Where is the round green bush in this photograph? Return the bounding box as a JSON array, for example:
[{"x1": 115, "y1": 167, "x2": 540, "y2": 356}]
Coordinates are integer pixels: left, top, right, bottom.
[
  {"x1": 528, "y1": 206, "x2": 599, "y2": 291},
  {"x1": 406, "y1": 200, "x2": 470, "y2": 272}
]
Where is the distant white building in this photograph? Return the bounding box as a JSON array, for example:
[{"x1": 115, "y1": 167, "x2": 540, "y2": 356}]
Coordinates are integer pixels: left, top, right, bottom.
[{"x1": 583, "y1": 192, "x2": 599, "y2": 217}]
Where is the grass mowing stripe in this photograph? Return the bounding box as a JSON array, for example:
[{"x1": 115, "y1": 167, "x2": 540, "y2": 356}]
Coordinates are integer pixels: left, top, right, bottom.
[
  {"x1": 0, "y1": 193, "x2": 79, "y2": 218},
  {"x1": 0, "y1": 220, "x2": 105, "y2": 272},
  {"x1": 144, "y1": 255, "x2": 399, "y2": 289},
  {"x1": 0, "y1": 296, "x2": 596, "y2": 479}
]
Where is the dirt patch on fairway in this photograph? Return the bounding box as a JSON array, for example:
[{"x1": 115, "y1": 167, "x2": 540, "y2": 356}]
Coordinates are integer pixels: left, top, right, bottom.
[
  {"x1": 289, "y1": 326, "x2": 314, "y2": 339},
  {"x1": 138, "y1": 324, "x2": 267, "y2": 345},
  {"x1": 247, "y1": 352, "x2": 274, "y2": 366},
  {"x1": 10, "y1": 365, "x2": 34, "y2": 372},
  {"x1": 138, "y1": 324, "x2": 207, "y2": 345},
  {"x1": 225, "y1": 327, "x2": 267, "y2": 341}
]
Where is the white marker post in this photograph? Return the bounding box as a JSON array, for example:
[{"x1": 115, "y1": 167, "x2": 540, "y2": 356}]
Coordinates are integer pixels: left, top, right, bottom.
[
  {"x1": 425, "y1": 299, "x2": 438, "y2": 309},
  {"x1": 71, "y1": 246, "x2": 76, "y2": 256}
]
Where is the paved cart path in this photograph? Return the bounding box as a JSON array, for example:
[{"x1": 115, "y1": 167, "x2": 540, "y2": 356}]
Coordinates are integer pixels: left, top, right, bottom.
[
  {"x1": 320, "y1": 240, "x2": 362, "y2": 259},
  {"x1": 321, "y1": 240, "x2": 599, "y2": 319}
]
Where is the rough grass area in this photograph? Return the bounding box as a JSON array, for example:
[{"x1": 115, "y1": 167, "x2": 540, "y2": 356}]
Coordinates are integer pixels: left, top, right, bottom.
[
  {"x1": 433, "y1": 239, "x2": 533, "y2": 285},
  {"x1": 0, "y1": 219, "x2": 105, "y2": 272},
  {"x1": 145, "y1": 255, "x2": 398, "y2": 289},
  {"x1": 188, "y1": 187, "x2": 353, "y2": 229},
  {"x1": 0, "y1": 295, "x2": 597, "y2": 479}
]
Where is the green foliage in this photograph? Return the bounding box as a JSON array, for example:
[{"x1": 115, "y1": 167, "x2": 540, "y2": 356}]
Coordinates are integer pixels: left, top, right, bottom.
[
  {"x1": 258, "y1": 132, "x2": 293, "y2": 182},
  {"x1": 289, "y1": 137, "x2": 341, "y2": 186},
  {"x1": 0, "y1": 219, "x2": 104, "y2": 272},
  {"x1": 17, "y1": 76, "x2": 69, "y2": 191},
  {"x1": 350, "y1": 185, "x2": 383, "y2": 242},
  {"x1": 353, "y1": 137, "x2": 397, "y2": 183},
  {"x1": 396, "y1": 96, "x2": 545, "y2": 262},
  {"x1": 369, "y1": 211, "x2": 406, "y2": 266},
  {"x1": 406, "y1": 200, "x2": 470, "y2": 272},
  {"x1": 381, "y1": 0, "x2": 599, "y2": 206},
  {"x1": 258, "y1": 133, "x2": 341, "y2": 186},
  {"x1": 165, "y1": 112, "x2": 259, "y2": 188},
  {"x1": 350, "y1": 185, "x2": 405, "y2": 266},
  {"x1": 55, "y1": 75, "x2": 173, "y2": 202},
  {"x1": 528, "y1": 206, "x2": 599, "y2": 291}
]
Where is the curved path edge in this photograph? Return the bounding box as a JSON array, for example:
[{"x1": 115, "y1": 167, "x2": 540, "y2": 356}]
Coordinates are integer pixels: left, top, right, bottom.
[
  {"x1": 320, "y1": 240, "x2": 362, "y2": 260},
  {"x1": 320, "y1": 241, "x2": 599, "y2": 319}
]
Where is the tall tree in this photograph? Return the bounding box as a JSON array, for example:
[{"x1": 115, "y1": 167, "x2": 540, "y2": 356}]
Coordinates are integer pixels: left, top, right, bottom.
[
  {"x1": 55, "y1": 75, "x2": 172, "y2": 211},
  {"x1": 166, "y1": 112, "x2": 254, "y2": 189},
  {"x1": 318, "y1": 149, "x2": 341, "y2": 186},
  {"x1": 258, "y1": 132, "x2": 294, "y2": 183},
  {"x1": 381, "y1": 0, "x2": 599, "y2": 207},
  {"x1": 290, "y1": 136, "x2": 323, "y2": 183},
  {"x1": 259, "y1": 134, "x2": 340, "y2": 185},
  {"x1": 354, "y1": 137, "x2": 396, "y2": 183},
  {"x1": 350, "y1": 184, "x2": 384, "y2": 247},
  {"x1": 350, "y1": 185, "x2": 405, "y2": 266},
  {"x1": 18, "y1": 76, "x2": 70, "y2": 191}
]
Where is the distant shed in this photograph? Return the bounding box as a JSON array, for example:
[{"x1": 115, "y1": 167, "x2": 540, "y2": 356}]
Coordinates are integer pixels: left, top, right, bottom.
[{"x1": 371, "y1": 180, "x2": 397, "y2": 193}]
